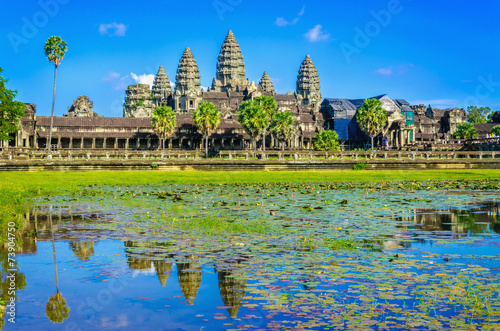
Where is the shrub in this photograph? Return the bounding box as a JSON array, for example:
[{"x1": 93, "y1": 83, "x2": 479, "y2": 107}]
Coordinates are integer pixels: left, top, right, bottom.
[{"x1": 352, "y1": 162, "x2": 367, "y2": 171}]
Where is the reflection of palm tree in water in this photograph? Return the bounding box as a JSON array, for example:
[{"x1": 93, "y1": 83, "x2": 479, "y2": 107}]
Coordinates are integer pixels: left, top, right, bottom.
[{"x1": 46, "y1": 213, "x2": 70, "y2": 324}]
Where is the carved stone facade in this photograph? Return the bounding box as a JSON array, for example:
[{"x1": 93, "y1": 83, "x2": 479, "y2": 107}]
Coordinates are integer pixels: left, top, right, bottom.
[
  {"x1": 259, "y1": 72, "x2": 275, "y2": 94},
  {"x1": 296, "y1": 55, "x2": 322, "y2": 112},
  {"x1": 211, "y1": 30, "x2": 249, "y2": 93},
  {"x1": 411, "y1": 104, "x2": 467, "y2": 140},
  {"x1": 123, "y1": 84, "x2": 154, "y2": 118},
  {"x1": 66, "y1": 96, "x2": 98, "y2": 117},
  {"x1": 173, "y1": 48, "x2": 203, "y2": 113},
  {"x1": 151, "y1": 66, "x2": 172, "y2": 108}
]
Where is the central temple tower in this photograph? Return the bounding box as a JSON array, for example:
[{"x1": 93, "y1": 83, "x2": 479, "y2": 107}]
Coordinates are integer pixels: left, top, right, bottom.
[{"x1": 211, "y1": 30, "x2": 249, "y2": 92}]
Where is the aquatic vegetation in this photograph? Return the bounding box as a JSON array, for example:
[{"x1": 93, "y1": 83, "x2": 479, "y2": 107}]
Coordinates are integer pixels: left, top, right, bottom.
[{"x1": 2, "y1": 173, "x2": 500, "y2": 329}]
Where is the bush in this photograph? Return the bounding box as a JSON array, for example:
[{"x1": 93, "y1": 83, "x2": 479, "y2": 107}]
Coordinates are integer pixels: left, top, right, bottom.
[
  {"x1": 454, "y1": 123, "x2": 478, "y2": 139},
  {"x1": 352, "y1": 162, "x2": 367, "y2": 171},
  {"x1": 314, "y1": 130, "x2": 340, "y2": 151}
]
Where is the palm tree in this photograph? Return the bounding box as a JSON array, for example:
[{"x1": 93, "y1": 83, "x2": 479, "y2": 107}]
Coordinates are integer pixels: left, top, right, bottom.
[
  {"x1": 454, "y1": 123, "x2": 478, "y2": 140},
  {"x1": 44, "y1": 36, "x2": 68, "y2": 154},
  {"x1": 46, "y1": 213, "x2": 70, "y2": 324},
  {"x1": 193, "y1": 102, "x2": 221, "y2": 158},
  {"x1": 356, "y1": 99, "x2": 387, "y2": 151},
  {"x1": 255, "y1": 96, "x2": 277, "y2": 151},
  {"x1": 238, "y1": 100, "x2": 269, "y2": 150},
  {"x1": 152, "y1": 106, "x2": 177, "y2": 150},
  {"x1": 270, "y1": 111, "x2": 294, "y2": 151}
]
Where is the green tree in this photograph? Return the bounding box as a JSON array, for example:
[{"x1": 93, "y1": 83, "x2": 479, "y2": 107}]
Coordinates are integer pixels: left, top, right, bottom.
[
  {"x1": 0, "y1": 68, "x2": 25, "y2": 143},
  {"x1": 488, "y1": 111, "x2": 499, "y2": 123},
  {"x1": 270, "y1": 111, "x2": 294, "y2": 151},
  {"x1": 467, "y1": 106, "x2": 491, "y2": 124},
  {"x1": 46, "y1": 214, "x2": 70, "y2": 324},
  {"x1": 454, "y1": 122, "x2": 478, "y2": 139},
  {"x1": 152, "y1": 106, "x2": 176, "y2": 151},
  {"x1": 491, "y1": 125, "x2": 500, "y2": 137},
  {"x1": 46, "y1": 292, "x2": 70, "y2": 324},
  {"x1": 356, "y1": 99, "x2": 387, "y2": 151},
  {"x1": 44, "y1": 36, "x2": 68, "y2": 153},
  {"x1": 193, "y1": 102, "x2": 220, "y2": 158},
  {"x1": 238, "y1": 100, "x2": 269, "y2": 150},
  {"x1": 255, "y1": 96, "x2": 277, "y2": 151},
  {"x1": 314, "y1": 130, "x2": 340, "y2": 151}
]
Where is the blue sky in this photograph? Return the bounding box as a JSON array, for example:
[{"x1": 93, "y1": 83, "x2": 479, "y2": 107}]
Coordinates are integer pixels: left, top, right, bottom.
[{"x1": 1, "y1": 0, "x2": 499, "y2": 117}]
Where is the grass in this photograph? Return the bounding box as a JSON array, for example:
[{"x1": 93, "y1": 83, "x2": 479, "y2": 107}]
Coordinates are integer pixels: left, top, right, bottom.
[{"x1": 1, "y1": 169, "x2": 500, "y2": 244}]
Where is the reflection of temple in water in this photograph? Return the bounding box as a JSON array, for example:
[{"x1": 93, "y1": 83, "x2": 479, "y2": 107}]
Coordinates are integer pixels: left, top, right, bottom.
[
  {"x1": 218, "y1": 270, "x2": 247, "y2": 318},
  {"x1": 398, "y1": 204, "x2": 500, "y2": 235},
  {"x1": 177, "y1": 259, "x2": 202, "y2": 305},
  {"x1": 154, "y1": 260, "x2": 173, "y2": 287},
  {"x1": 69, "y1": 242, "x2": 95, "y2": 261}
]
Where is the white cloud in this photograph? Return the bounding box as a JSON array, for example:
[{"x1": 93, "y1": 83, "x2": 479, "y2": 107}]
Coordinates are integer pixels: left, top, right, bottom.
[
  {"x1": 170, "y1": 82, "x2": 175, "y2": 89},
  {"x1": 102, "y1": 72, "x2": 130, "y2": 91},
  {"x1": 375, "y1": 67, "x2": 394, "y2": 76},
  {"x1": 131, "y1": 73, "x2": 155, "y2": 89},
  {"x1": 304, "y1": 25, "x2": 330, "y2": 42},
  {"x1": 374, "y1": 64, "x2": 414, "y2": 76},
  {"x1": 99, "y1": 23, "x2": 127, "y2": 37},
  {"x1": 102, "y1": 71, "x2": 121, "y2": 81},
  {"x1": 275, "y1": 6, "x2": 305, "y2": 27},
  {"x1": 201, "y1": 86, "x2": 209, "y2": 92}
]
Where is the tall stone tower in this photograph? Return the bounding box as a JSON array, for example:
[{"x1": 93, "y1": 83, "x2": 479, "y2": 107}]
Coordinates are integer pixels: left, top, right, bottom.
[
  {"x1": 296, "y1": 55, "x2": 322, "y2": 111},
  {"x1": 258, "y1": 72, "x2": 275, "y2": 94},
  {"x1": 174, "y1": 47, "x2": 202, "y2": 113},
  {"x1": 152, "y1": 66, "x2": 172, "y2": 107},
  {"x1": 211, "y1": 30, "x2": 249, "y2": 92}
]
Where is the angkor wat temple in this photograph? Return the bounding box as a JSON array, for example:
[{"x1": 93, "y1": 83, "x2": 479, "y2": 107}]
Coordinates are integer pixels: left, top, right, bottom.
[{"x1": 4, "y1": 31, "x2": 498, "y2": 151}]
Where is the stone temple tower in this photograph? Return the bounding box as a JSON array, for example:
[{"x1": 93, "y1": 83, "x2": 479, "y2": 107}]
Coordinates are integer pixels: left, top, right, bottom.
[
  {"x1": 152, "y1": 66, "x2": 172, "y2": 107},
  {"x1": 174, "y1": 47, "x2": 202, "y2": 113},
  {"x1": 211, "y1": 30, "x2": 249, "y2": 92},
  {"x1": 296, "y1": 55, "x2": 322, "y2": 111},
  {"x1": 258, "y1": 72, "x2": 275, "y2": 94}
]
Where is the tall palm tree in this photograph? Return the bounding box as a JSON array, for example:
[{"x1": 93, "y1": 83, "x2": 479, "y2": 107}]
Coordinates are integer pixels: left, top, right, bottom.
[
  {"x1": 237, "y1": 100, "x2": 269, "y2": 150},
  {"x1": 44, "y1": 36, "x2": 68, "y2": 154},
  {"x1": 46, "y1": 213, "x2": 70, "y2": 324},
  {"x1": 152, "y1": 106, "x2": 177, "y2": 150},
  {"x1": 255, "y1": 96, "x2": 277, "y2": 151},
  {"x1": 193, "y1": 102, "x2": 221, "y2": 158},
  {"x1": 270, "y1": 111, "x2": 295, "y2": 151},
  {"x1": 356, "y1": 99, "x2": 387, "y2": 151}
]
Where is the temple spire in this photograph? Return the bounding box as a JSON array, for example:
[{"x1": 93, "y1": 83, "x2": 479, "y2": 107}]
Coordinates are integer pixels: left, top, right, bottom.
[
  {"x1": 259, "y1": 72, "x2": 275, "y2": 94},
  {"x1": 152, "y1": 66, "x2": 171, "y2": 102},
  {"x1": 175, "y1": 47, "x2": 201, "y2": 95},
  {"x1": 296, "y1": 54, "x2": 322, "y2": 111},
  {"x1": 212, "y1": 30, "x2": 248, "y2": 92}
]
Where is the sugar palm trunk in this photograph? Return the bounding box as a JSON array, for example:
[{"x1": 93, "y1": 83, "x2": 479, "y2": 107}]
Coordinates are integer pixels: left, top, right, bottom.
[
  {"x1": 205, "y1": 135, "x2": 208, "y2": 158},
  {"x1": 48, "y1": 65, "x2": 58, "y2": 152},
  {"x1": 371, "y1": 137, "x2": 374, "y2": 151},
  {"x1": 262, "y1": 132, "x2": 266, "y2": 151}
]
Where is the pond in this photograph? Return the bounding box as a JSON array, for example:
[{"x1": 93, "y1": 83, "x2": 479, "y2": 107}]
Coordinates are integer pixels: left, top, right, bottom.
[{"x1": 3, "y1": 182, "x2": 500, "y2": 330}]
